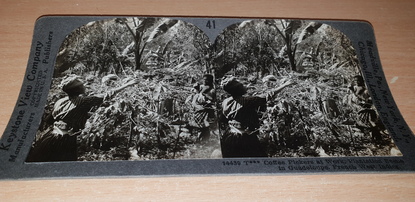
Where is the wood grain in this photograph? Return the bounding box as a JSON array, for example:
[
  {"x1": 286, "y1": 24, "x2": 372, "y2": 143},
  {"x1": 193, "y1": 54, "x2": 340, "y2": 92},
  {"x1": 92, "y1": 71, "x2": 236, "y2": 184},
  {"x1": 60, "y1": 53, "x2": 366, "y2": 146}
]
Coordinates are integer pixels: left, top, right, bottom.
[{"x1": 1, "y1": 0, "x2": 414, "y2": 201}]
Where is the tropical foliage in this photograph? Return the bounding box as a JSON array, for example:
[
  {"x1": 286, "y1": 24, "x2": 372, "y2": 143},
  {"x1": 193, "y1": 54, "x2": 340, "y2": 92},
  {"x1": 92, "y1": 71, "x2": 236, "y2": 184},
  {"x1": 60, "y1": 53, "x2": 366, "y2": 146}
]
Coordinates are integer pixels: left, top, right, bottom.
[{"x1": 36, "y1": 18, "x2": 399, "y2": 161}]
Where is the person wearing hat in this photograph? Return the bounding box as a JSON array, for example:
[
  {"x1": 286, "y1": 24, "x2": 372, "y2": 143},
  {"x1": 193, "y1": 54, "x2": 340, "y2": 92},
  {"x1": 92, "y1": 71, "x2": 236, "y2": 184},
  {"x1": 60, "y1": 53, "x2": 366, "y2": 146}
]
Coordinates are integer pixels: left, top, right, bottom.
[
  {"x1": 27, "y1": 75, "x2": 138, "y2": 162},
  {"x1": 220, "y1": 76, "x2": 293, "y2": 158}
]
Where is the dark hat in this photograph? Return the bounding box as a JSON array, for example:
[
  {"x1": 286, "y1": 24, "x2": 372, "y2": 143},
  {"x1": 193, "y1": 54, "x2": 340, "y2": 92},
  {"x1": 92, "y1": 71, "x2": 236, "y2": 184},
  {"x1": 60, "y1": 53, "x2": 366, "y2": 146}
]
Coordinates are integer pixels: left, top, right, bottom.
[
  {"x1": 60, "y1": 76, "x2": 85, "y2": 96},
  {"x1": 221, "y1": 77, "x2": 245, "y2": 96}
]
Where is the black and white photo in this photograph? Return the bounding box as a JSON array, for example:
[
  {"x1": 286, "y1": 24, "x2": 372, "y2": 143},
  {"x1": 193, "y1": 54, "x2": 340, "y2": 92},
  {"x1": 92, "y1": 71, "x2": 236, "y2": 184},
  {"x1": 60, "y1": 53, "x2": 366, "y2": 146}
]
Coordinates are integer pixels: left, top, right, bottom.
[
  {"x1": 0, "y1": 16, "x2": 413, "y2": 179},
  {"x1": 26, "y1": 17, "x2": 401, "y2": 162}
]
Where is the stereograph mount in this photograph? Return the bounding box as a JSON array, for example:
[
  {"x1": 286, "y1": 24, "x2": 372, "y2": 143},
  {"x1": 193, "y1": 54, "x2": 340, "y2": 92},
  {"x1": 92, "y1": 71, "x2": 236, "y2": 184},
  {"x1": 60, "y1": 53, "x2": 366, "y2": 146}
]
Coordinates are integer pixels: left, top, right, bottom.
[{"x1": 0, "y1": 16, "x2": 414, "y2": 180}]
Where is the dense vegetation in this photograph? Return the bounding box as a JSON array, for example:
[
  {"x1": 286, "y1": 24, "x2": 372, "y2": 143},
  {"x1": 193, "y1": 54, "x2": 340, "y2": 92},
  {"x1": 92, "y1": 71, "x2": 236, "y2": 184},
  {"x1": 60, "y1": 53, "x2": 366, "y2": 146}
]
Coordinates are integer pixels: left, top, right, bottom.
[{"x1": 37, "y1": 18, "x2": 399, "y2": 161}]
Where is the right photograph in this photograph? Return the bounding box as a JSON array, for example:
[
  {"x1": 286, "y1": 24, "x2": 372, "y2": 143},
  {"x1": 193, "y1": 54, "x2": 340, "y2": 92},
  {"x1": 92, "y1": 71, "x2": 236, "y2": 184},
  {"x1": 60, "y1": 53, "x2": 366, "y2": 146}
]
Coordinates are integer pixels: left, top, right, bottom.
[{"x1": 212, "y1": 19, "x2": 401, "y2": 158}]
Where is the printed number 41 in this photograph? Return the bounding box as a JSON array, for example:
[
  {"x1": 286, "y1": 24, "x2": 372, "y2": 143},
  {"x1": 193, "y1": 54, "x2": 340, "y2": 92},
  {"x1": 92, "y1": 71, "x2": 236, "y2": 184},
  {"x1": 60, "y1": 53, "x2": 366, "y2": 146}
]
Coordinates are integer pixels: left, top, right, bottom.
[{"x1": 206, "y1": 20, "x2": 216, "y2": 29}]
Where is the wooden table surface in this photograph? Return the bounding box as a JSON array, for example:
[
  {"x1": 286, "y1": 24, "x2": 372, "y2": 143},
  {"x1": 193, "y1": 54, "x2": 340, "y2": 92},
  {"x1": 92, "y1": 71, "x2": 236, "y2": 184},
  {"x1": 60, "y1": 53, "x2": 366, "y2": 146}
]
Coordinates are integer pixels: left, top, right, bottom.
[{"x1": 1, "y1": 0, "x2": 414, "y2": 201}]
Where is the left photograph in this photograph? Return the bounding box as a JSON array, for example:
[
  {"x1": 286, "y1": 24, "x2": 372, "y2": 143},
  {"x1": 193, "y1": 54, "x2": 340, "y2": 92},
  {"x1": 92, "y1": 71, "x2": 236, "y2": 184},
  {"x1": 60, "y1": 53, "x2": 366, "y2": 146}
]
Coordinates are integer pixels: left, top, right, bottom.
[{"x1": 26, "y1": 17, "x2": 220, "y2": 162}]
